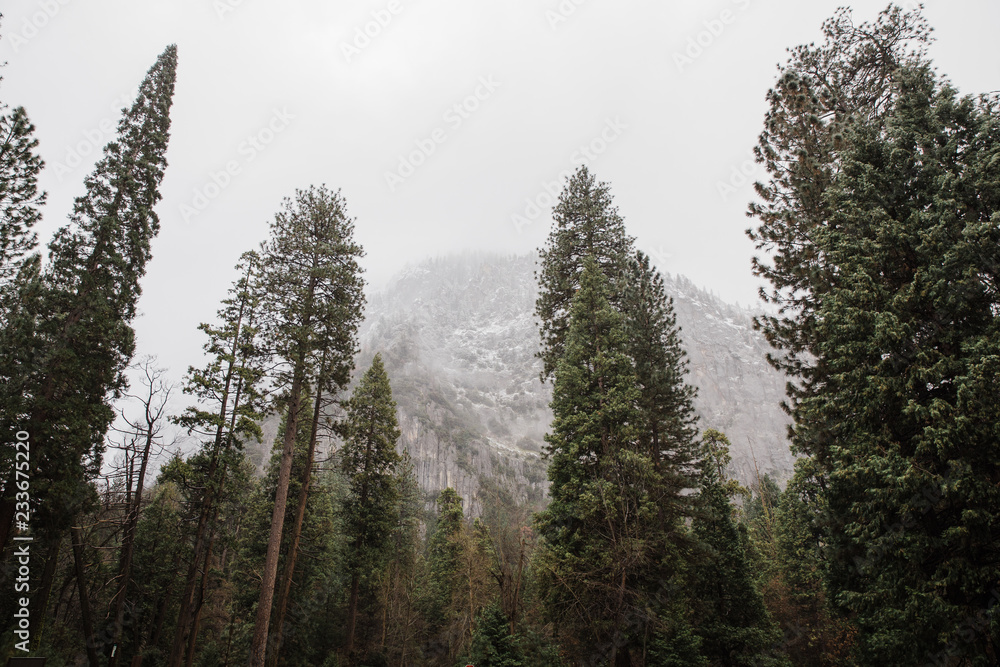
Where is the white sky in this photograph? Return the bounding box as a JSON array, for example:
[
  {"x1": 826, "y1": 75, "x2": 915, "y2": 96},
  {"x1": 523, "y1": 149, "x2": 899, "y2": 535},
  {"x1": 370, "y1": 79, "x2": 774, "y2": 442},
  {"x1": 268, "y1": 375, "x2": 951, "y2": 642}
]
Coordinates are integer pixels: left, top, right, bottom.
[{"x1": 1, "y1": 0, "x2": 998, "y2": 387}]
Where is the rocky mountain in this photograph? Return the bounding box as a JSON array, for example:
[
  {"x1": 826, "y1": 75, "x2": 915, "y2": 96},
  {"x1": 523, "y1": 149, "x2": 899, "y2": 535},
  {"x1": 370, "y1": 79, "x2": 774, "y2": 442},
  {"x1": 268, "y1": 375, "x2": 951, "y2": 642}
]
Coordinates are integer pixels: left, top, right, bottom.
[{"x1": 352, "y1": 252, "x2": 795, "y2": 515}]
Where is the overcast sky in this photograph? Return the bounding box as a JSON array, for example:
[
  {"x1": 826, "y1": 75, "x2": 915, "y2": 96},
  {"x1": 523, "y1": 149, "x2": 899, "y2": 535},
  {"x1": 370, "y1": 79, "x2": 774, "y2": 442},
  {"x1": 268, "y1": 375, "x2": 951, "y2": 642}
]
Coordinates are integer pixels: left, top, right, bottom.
[{"x1": 1, "y1": 0, "x2": 998, "y2": 386}]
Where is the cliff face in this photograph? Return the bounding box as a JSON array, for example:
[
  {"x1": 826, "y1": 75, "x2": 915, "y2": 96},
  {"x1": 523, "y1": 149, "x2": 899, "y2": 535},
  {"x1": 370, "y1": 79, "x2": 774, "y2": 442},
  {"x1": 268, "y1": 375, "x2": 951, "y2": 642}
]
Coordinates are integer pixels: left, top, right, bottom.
[{"x1": 352, "y1": 252, "x2": 794, "y2": 513}]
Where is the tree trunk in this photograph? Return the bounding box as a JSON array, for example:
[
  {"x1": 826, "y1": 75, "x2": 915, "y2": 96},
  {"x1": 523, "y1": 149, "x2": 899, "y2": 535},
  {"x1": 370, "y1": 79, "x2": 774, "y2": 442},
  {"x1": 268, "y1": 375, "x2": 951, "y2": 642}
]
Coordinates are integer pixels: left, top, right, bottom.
[
  {"x1": 111, "y1": 412, "x2": 157, "y2": 667},
  {"x1": 345, "y1": 573, "x2": 361, "y2": 655},
  {"x1": 71, "y1": 525, "x2": 100, "y2": 667},
  {"x1": 33, "y1": 534, "x2": 62, "y2": 647},
  {"x1": 248, "y1": 358, "x2": 307, "y2": 667},
  {"x1": 267, "y1": 379, "x2": 324, "y2": 667},
  {"x1": 167, "y1": 451, "x2": 218, "y2": 667},
  {"x1": 170, "y1": 266, "x2": 252, "y2": 667},
  {"x1": 185, "y1": 532, "x2": 215, "y2": 667}
]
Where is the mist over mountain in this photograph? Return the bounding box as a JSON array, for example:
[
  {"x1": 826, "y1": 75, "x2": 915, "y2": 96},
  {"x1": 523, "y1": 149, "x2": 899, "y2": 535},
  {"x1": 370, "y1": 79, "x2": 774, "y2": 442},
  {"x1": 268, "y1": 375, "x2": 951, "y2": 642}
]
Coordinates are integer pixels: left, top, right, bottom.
[{"x1": 352, "y1": 252, "x2": 794, "y2": 512}]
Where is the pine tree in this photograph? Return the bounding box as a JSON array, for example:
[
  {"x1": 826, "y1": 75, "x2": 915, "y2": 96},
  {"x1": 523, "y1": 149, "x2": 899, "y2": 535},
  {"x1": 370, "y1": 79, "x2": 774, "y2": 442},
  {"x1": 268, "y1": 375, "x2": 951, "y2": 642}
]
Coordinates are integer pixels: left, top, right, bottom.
[
  {"x1": 0, "y1": 44, "x2": 177, "y2": 557},
  {"x1": 167, "y1": 251, "x2": 267, "y2": 667},
  {"x1": 745, "y1": 5, "x2": 932, "y2": 466},
  {"x1": 340, "y1": 353, "x2": 403, "y2": 658},
  {"x1": 0, "y1": 102, "x2": 45, "y2": 293},
  {"x1": 378, "y1": 451, "x2": 423, "y2": 666},
  {"x1": 248, "y1": 185, "x2": 365, "y2": 666},
  {"x1": 465, "y1": 602, "x2": 524, "y2": 667},
  {"x1": 799, "y1": 65, "x2": 1000, "y2": 664},
  {"x1": 690, "y1": 430, "x2": 787, "y2": 667},
  {"x1": 0, "y1": 12, "x2": 46, "y2": 295},
  {"x1": 622, "y1": 249, "x2": 701, "y2": 502},
  {"x1": 421, "y1": 487, "x2": 467, "y2": 660},
  {"x1": 534, "y1": 257, "x2": 668, "y2": 664},
  {"x1": 535, "y1": 165, "x2": 635, "y2": 381}
]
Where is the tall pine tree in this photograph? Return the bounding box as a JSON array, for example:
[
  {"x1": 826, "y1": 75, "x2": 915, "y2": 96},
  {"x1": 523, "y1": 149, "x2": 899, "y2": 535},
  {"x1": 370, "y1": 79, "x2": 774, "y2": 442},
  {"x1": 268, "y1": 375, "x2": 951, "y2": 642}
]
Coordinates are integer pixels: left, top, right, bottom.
[
  {"x1": 535, "y1": 165, "x2": 635, "y2": 381},
  {"x1": 802, "y1": 65, "x2": 1000, "y2": 664},
  {"x1": 248, "y1": 185, "x2": 365, "y2": 666},
  {"x1": 0, "y1": 44, "x2": 178, "y2": 556},
  {"x1": 340, "y1": 353, "x2": 403, "y2": 659},
  {"x1": 534, "y1": 257, "x2": 669, "y2": 665},
  {"x1": 689, "y1": 430, "x2": 787, "y2": 667}
]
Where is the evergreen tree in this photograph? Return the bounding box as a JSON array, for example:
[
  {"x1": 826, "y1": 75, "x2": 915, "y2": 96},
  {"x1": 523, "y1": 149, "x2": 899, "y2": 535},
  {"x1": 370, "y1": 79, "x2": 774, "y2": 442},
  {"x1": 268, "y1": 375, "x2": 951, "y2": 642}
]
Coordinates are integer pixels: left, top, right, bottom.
[
  {"x1": 340, "y1": 354, "x2": 403, "y2": 658},
  {"x1": 534, "y1": 257, "x2": 668, "y2": 665},
  {"x1": 0, "y1": 12, "x2": 46, "y2": 295},
  {"x1": 800, "y1": 65, "x2": 1000, "y2": 664},
  {"x1": 0, "y1": 101, "x2": 45, "y2": 294},
  {"x1": 167, "y1": 251, "x2": 267, "y2": 667},
  {"x1": 690, "y1": 430, "x2": 787, "y2": 667},
  {"x1": 378, "y1": 451, "x2": 423, "y2": 666},
  {"x1": 464, "y1": 601, "x2": 524, "y2": 667},
  {"x1": 420, "y1": 487, "x2": 466, "y2": 660},
  {"x1": 769, "y1": 459, "x2": 857, "y2": 665},
  {"x1": 535, "y1": 166, "x2": 635, "y2": 381},
  {"x1": 622, "y1": 250, "x2": 701, "y2": 499},
  {"x1": 745, "y1": 4, "x2": 932, "y2": 466},
  {"x1": 249, "y1": 185, "x2": 365, "y2": 666},
  {"x1": 0, "y1": 44, "x2": 178, "y2": 556}
]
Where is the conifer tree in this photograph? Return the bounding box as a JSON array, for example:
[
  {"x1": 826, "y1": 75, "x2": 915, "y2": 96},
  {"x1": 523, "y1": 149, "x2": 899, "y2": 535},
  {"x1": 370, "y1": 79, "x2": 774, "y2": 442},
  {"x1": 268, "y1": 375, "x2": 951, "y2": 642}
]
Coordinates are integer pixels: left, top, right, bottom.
[
  {"x1": 464, "y1": 602, "x2": 524, "y2": 667},
  {"x1": 535, "y1": 166, "x2": 635, "y2": 381},
  {"x1": 0, "y1": 44, "x2": 178, "y2": 556},
  {"x1": 745, "y1": 5, "x2": 932, "y2": 463},
  {"x1": 340, "y1": 353, "x2": 403, "y2": 657},
  {"x1": 0, "y1": 102, "x2": 45, "y2": 293},
  {"x1": 622, "y1": 250, "x2": 701, "y2": 499},
  {"x1": 167, "y1": 251, "x2": 267, "y2": 667},
  {"x1": 535, "y1": 257, "x2": 670, "y2": 664},
  {"x1": 799, "y1": 65, "x2": 1000, "y2": 663},
  {"x1": 0, "y1": 12, "x2": 45, "y2": 295},
  {"x1": 690, "y1": 430, "x2": 787, "y2": 666},
  {"x1": 248, "y1": 185, "x2": 365, "y2": 666},
  {"x1": 379, "y1": 451, "x2": 423, "y2": 665},
  {"x1": 421, "y1": 487, "x2": 467, "y2": 658}
]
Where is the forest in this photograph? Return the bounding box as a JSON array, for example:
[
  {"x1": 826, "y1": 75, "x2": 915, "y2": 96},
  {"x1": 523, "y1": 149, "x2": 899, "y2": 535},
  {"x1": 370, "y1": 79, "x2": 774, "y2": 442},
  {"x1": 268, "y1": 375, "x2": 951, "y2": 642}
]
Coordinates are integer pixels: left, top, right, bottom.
[{"x1": 1, "y1": 4, "x2": 999, "y2": 666}]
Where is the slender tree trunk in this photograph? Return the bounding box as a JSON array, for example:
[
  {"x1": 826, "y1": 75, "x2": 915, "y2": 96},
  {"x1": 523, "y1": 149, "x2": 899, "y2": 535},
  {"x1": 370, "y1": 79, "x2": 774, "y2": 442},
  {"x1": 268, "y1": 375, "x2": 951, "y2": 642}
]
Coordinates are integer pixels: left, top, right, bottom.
[
  {"x1": 32, "y1": 534, "x2": 62, "y2": 647},
  {"x1": 170, "y1": 266, "x2": 253, "y2": 667},
  {"x1": 267, "y1": 379, "x2": 324, "y2": 667},
  {"x1": 149, "y1": 544, "x2": 185, "y2": 651},
  {"x1": 185, "y1": 531, "x2": 215, "y2": 667},
  {"x1": 345, "y1": 573, "x2": 361, "y2": 655},
  {"x1": 71, "y1": 524, "x2": 100, "y2": 667},
  {"x1": 248, "y1": 357, "x2": 308, "y2": 667},
  {"x1": 111, "y1": 414, "x2": 157, "y2": 667}
]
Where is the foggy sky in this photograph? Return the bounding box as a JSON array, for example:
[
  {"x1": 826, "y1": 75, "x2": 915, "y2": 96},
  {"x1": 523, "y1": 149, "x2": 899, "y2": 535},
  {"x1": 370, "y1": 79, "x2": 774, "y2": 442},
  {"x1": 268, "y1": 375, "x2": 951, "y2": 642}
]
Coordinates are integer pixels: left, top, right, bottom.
[{"x1": 2, "y1": 0, "x2": 998, "y2": 387}]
